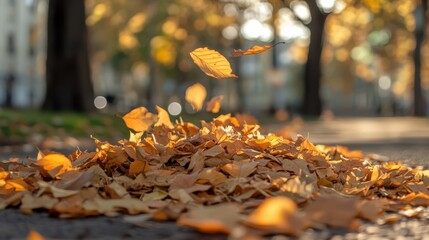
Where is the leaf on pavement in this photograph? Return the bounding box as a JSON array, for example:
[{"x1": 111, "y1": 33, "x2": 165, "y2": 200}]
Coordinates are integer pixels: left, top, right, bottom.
[
  {"x1": 26, "y1": 230, "x2": 45, "y2": 240},
  {"x1": 190, "y1": 48, "x2": 238, "y2": 79},
  {"x1": 122, "y1": 107, "x2": 158, "y2": 133},
  {"x1": 36, "y1": 153, "x2": 72, "y2": 179},
  {"x1": 177, "y1": 203, "x2": 241, "y2": 234},
  {"x1": 304, "y1": 193, "x2": 360, "y2": 229},
  {"x1": 244, "y1": 196, "x2": 305, "y2": 236},
  {"x1": 231, "y1": 42, "x2": 285, "y2": 57},
  {"x1": 185, "y1": 83, "x2": 207, "y2": 111}
]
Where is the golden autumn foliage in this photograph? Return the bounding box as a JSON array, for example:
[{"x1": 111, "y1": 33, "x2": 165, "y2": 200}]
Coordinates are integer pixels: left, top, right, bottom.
[
  {"x1": 1, "y1": 105, "x2": 429, "y2": 238},
  {"x1": 190, "y1": 48, "x2": 238, "y2": 79}
]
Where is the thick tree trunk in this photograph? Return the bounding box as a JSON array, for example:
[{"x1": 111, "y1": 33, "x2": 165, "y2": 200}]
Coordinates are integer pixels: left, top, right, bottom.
[
  {"x1": 413, "y1": 1, "x2": 427, "y2": 116},
  {"x1": 43, "y1": 0, "x2": 94, "y2": 112},
  {"x1": 302, "y1": 0, "x2": 327, "y2": 116}
]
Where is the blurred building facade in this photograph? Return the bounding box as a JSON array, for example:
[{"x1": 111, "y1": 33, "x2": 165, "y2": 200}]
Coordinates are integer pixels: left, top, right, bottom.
[{"x1": 0, "y1": 0, "x2": 47, "y2": 108}]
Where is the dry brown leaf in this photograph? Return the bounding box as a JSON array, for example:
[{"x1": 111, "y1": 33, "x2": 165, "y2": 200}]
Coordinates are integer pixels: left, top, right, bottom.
[
  {"x1": 304, "y1": 193, "x2": 360, "y2": 229},
  {"x1": 206, "y1": 95, "x2": 224, "y2": 113},
  {"x1": 400, "y1": 192, "x2": 429, "y2": 206},
  {"x1": 177, "y1": 203, "x2": 241, "y2": 234},
  {"x1": 122, "y1": 106, "x2": 158, "y2": 132},
  {"x1": 128, "y1": 160, "x2": 147, "y2": 177},
  {"x1": 36, "y1": 153, "x2": 72, "y2": 179},
  {"x1": 83, "y1": 197, "x2": 150, "y2": 215},
  {"x1": 222, "y1": 161, "x2": 258, "y2": 178},
  {"x1": 185, "y1": 83, "x2": 207, "y2": 111},
  {"x1": 190, "y1": 47, "x2": 238, "y2": 79},
  {"x1": 20, "y1": 193, "x2": 58, "y2": 215},
  {"x1": 231, "y1": 42, "x2": 285, "y2": 57},
  {"x1": 54, "y1": 167, "x2": 97, "y2": 190}
]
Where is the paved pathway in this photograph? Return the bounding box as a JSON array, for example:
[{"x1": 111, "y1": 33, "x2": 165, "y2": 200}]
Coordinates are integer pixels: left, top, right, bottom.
[{"x1": 1, "y1": 117, "x2": 428, "y2": 239}]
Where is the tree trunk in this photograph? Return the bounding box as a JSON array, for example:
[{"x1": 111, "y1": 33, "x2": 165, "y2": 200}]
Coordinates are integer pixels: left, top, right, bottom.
[
  {"x1": 413, "y1": 0, "x2": 427, "y2": 116},
  {"x1": 43, "y1": 0, "x2": 94, "y2": 112},
  {"x1": 302, "y1": 0, "x2": 327, "y2": 116}
]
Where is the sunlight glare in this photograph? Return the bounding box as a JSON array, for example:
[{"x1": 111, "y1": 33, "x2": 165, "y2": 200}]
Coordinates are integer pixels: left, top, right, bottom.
[
  {"x1": 290, "y1": 1, "x2": 311, "y2": 24},
  {"x1": 241, "y1": 19, "x2": 263, "y2": 40},
  {"x1": 317, "y1": 0, "x2": 336, "y2": 13}
]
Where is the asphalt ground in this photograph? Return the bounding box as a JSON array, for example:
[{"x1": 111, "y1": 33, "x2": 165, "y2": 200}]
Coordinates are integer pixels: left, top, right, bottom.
[{"x1": 1, "y1": 117, "x2": 428, "y2": 239}]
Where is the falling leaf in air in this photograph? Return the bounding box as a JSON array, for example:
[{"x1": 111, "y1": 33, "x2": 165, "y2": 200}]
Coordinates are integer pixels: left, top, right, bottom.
[
  {"x1": 190, "y1": 47, "x2": 238, "y2": 79},
  {"x1": 185, "y1": 83, "x2": 207, "y2": 111},
  {"x1": 231, "y1": 42, "x2": 285, "y2": 57},
  {"x1": 206, "y1": 95, "x2": 224, "y2": 113},
  {"x1": 122, "y1": 107, "x2": 158, "y2": 132}
]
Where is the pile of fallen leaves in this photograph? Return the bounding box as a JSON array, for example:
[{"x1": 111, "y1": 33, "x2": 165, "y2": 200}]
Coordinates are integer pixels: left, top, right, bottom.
[{"x1": 1, "y1": 106, "x2": 428, "y2": 238}]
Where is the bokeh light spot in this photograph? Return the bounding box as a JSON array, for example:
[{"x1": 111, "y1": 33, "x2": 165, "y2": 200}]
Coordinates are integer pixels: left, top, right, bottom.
[
  {"x1": 94, "y1": 96, "x2": 108, "y2": 109},
  {"x1": 168, "y1": 102, "x2": 182, "y2": 116}
]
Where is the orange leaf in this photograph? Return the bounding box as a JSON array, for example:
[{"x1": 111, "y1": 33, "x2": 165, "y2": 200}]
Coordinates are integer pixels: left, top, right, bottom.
[
  {"x1": 27, "y1": 230, "x2": 45, "y2": 240},
  {"x1": 128, "y1": 160, "x2": 147, "y2": 177},
  {"x1": 36, "y1": 153, "x2": 72, "y2": 178},
  {"x1": 400, "y1": 192, "x2": 429, "y2": 206},
  {"x1": 190, "y1": 47, "x2": 238, "y2": 79},
  {"x1": 122, "y1": 107, "x2": 158, "y2": 132},
  {"x1": 231, "y1": 42, "x2": 285, "y2": 57},
  {"x1": 185, "y1": 83, "x2": 207, "y2": 111},
  {"x1": 245, "y1": 196, "x2": 304, "y2": 236},
  {"x1": 206, "y1": 95, "x2": 224, "y2": 113}
]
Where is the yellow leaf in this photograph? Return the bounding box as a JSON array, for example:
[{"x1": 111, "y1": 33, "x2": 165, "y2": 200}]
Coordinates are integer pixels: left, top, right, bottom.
[
  {"x1": 155, "y1": 105, "x2": 173, "y2": 128},
  {"x1": 36, "y1": 153, "x2": 72, "y2": 178},
  {"x1": 206, "y1": 95, "x2": 224, "y2": 113},
  {"x1": 185, "y1": 83, "x2": 207, "y2": 111},
  {"x1": 231, "y1": 42, "x2": 285, "y2": 57},
  {"x1": 122, "y1": 107, "x2": 158, "y2": 132},
  {"x1": 190, "y1": 47, "x2": 238, "y2": 79}
]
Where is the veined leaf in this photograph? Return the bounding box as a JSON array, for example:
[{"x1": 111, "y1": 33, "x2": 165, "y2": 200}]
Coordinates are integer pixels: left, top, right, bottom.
[{"x1": 190, "y1": 48, "x2": 238, "y2": 79}]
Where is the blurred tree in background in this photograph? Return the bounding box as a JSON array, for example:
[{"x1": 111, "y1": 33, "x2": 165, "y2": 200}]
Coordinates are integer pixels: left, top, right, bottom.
[
  {"x1": 43, "y1": 0, "x2": 94, "y2": 112},
  {"x1": 33, "y1": 0, "x2": 428, "y2": 116}
]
